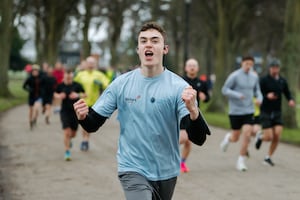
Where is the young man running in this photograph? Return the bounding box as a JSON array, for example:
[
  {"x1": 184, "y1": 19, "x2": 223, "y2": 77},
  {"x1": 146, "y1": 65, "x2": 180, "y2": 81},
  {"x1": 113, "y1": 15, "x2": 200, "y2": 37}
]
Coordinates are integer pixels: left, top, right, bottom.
[
  {"x1": 220, "y1": 56, "x2": 262, "y2": 171},
  {"x1": 179, "y1": 58, "x2": 210, "y2": 173},
  {"x1": 23, "y1": 64, "x2": 43, "y2": 130},
  {"x1": 255, "y1": 60, "x2": 295, "y2": 166},
  {"x1": 74, "y1": 22, "x2": 210, "y2": 200},
  {"x1": 54, "y1": 70, "x2": 86, "y2": 161}
]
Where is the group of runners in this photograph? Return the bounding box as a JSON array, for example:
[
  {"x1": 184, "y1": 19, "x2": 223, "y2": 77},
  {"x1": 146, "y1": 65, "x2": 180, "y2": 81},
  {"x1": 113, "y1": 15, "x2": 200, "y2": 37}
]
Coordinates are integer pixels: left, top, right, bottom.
[
  {"x1": 23, "y1": 22, "x2": 295, "y2": 200},
  {"x1": 23, "y1": 57, "x2": 112, "y2": 160},
  {"x1": 220, "y1": 56, "x2": 295, "y2": 171}
]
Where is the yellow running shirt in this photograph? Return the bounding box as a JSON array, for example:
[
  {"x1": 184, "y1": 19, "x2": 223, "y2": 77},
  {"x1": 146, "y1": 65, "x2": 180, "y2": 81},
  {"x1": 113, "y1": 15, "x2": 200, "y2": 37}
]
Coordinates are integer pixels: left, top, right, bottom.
[{"x1": 74, "y1": 70, "x2": 110, "y2": 107}]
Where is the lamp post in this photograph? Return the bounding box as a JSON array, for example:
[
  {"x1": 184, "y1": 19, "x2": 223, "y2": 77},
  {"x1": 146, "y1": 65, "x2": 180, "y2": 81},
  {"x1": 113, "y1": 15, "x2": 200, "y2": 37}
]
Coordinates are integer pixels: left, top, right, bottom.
[{"x1": 183, "y1": 0, "x2": 192, "y2": 63}]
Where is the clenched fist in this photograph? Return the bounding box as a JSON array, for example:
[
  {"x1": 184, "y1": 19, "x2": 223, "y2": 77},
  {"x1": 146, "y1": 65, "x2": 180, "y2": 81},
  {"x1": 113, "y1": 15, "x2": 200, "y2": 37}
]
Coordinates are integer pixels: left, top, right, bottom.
[
  {"x1": 73, "y1": 99, "x2": 89, "y2": 120},
  {"x1": 181, "y1": 86, "x2": 199, "y2": 120}
]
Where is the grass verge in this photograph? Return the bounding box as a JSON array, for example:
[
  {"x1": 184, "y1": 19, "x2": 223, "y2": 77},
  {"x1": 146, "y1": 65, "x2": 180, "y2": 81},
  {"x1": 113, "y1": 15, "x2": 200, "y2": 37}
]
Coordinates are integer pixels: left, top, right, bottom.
[
  {"x1": 201, "y1": 103, "x2": 300, "y2": 147},
  {"x1": 0, "y1": 79, "x2": 27, "y2": 112}
]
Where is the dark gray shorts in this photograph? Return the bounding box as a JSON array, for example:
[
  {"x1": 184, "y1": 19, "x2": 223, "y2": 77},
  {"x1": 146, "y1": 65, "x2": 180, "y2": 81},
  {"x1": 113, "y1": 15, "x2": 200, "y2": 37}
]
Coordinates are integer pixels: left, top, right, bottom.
[{"x1": 118, "y1": 172, "x2": 177, "y2": 200}]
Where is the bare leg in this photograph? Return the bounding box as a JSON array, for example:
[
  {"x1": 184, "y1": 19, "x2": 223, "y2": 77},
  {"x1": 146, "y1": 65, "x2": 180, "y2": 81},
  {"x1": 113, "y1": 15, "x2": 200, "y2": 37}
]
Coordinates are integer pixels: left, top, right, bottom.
[
  {"x1": 179, "y1": 130, "x2": 191, "y2": 159},
  {"x1": 229, "y1": 129, "x2": 241, "y2": 143},
  {"x1": 32, "y1": 101, "x2": 41, "y2": 122},
  {"x1": 252, "y1": 124, "x2": 261, "y2": 137},
  {"x1": 179, "y1": 130, "x2": 188, "y2": 144},
  {"x1": 64, "y1": 128, "x2": 72, "y2": 151},
  {"x1": 261, "y1": 128, "x2": 274, "y2": 142},
  {"x1": 82, "y1": 130, "x2": 90, "y2": 142},
  {"x1": 240, "y1": 124, "x2": 252, "y2": 156},
  {"x1": 179, "y1": 130, "x2": 191, "y2": 172},
  {"x1": 45, "y1": 104, "x2": 52, "y2": 124},
  {"x1": 268, "y1": 125, "x2": 282, "y2": 157}
]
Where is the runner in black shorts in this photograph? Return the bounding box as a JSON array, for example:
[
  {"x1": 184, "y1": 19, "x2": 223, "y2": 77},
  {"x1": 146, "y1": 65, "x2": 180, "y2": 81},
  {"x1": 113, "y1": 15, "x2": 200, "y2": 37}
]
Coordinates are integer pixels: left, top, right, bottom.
[
  {"x1": 229, "y1": 114, "x2": 254, "y2": 130},
  {"x1": 41, "y1": 67, "x2": 56, "y2": 124},
  {"x1": 255, "y1": 60, "x2": 295, "y2": 166},
  {"x1": 23, "y1": 64, "x2": 43, "y2": 130},
  {"x1": 220, "y1": 56, "x2": 262, "y2": 171},
  {"x1": 54, "y1": 70, "x2": 86, "y2": 161}
]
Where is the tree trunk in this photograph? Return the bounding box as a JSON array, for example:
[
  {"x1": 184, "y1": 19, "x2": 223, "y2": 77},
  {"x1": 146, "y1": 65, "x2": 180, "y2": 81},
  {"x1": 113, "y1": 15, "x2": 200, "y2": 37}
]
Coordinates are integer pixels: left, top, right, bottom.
[
  {"x1": 81, "y1": 0, "x2": 92, "y2": 59},
  {"x1": 281, "y1": 0, "x2": 300, "y2": 128},
  {"x1": 108, "y1": 2, "x2": 125, "y2": 67},
  {"x1": 35, "y1": 12, "x2": 44, "y2": 65},
  {"x1": 206, "y1": 0, "x2": 228, "y2": 113},
  {"x1": 0, "y1": 0, "x2": 13, "y2": 97}
]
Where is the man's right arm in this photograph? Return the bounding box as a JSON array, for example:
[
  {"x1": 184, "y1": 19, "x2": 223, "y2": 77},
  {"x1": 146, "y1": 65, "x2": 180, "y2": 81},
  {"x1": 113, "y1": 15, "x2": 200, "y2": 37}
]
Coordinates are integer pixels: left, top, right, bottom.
[
  {"x1": 73, "y1": 99, "x2": 107, "y2": 133},
  {"x1": 78, "y1": 108, "x2": 107, "y2": 133}
]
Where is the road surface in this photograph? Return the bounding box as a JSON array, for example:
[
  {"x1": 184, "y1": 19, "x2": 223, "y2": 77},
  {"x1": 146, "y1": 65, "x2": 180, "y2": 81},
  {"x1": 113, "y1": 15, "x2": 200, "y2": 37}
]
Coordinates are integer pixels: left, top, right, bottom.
[{"x1": 0, "y1": 105, "x2": 300, "y2": 200}]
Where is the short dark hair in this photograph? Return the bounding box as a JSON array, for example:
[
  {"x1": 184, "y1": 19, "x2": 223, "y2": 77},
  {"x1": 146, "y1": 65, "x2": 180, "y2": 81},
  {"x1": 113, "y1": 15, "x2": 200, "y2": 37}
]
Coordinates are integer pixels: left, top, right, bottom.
[
  {"x1": 138, "y1": 21, "x2": 167, "y2": 43},
  {"x1": 268, "y1": 60, "x2": 281, "y2": 68},
  {"x1": 242, "y1": 55, "x2": 255, "y2": 62}
]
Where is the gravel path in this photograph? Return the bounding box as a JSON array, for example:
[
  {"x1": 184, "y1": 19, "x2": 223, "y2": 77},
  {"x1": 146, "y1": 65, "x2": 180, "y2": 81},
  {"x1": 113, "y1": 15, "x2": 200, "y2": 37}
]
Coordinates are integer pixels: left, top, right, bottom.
[{"x1": 0, "y1": 105, "x2": 299, "y2": 200}]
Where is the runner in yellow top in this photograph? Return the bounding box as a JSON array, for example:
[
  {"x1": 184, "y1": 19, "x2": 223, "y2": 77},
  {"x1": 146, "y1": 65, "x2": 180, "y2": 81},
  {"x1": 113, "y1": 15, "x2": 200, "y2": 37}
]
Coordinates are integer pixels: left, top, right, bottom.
[{"x1": 74, "y1": 56, "x2": 110, "y2": 151}]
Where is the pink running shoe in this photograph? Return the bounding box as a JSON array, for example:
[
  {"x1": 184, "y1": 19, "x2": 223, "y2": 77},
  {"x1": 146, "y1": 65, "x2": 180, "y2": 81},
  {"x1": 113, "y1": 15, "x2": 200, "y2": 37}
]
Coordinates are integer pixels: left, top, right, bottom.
[{"x1": 180, "y1": 162, "x2": 190, "y2": 173}]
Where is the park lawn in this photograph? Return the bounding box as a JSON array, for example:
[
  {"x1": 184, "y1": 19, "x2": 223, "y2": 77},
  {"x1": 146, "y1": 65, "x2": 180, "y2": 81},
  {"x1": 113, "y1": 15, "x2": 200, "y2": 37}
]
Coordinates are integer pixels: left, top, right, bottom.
[
  {"x1": 201, "y1": 98, "x2": 300, "y2": 146},
  {"x1": 0, "y1": 79, "x2": 27, "y2": 112}
]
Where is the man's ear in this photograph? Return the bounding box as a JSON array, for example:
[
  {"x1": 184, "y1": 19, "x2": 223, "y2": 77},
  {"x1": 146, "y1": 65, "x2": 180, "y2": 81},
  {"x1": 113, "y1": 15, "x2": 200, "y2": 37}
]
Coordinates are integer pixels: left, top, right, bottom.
[
  {"x1": 136, "y1": 47, "x2": 139, "y2": 54},
  {"x1": 163, "y1": 45, "x2": 169, "y2": 55}
]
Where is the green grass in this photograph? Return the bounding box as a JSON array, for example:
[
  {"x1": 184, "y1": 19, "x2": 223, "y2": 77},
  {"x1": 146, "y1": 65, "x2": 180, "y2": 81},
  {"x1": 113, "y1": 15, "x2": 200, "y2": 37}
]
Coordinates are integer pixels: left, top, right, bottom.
[
  {"x1": 201, "y1": 95, "x2": 300, "y2": 146},
  {"x1": 0, "y1": 79, "x2": 27, "y2": 112}
]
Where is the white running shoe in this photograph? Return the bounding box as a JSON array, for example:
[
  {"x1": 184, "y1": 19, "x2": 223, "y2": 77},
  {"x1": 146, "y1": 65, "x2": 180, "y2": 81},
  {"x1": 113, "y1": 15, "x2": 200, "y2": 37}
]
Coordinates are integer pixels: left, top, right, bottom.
[
  {"x1": 236, "y1": 158, "x2": 248, "y2": 171},
  {"x1": 220, "y1": 132, "x2": 231, "y2": 152}
]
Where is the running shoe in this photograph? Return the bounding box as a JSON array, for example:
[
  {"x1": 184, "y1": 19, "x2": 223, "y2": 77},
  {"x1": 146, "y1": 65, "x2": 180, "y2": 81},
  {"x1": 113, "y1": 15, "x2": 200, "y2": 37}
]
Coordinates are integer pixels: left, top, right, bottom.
[
  {"x1": 263, "y1": 157, "x2": 275, "y2": 166},
  {"x1": 64, "y1": 150, "x2": 71, "y2": 161},
  {"x1": 80, "y1": 141, "x2": 89, "y2": 151},
  {"x1": 180, "y1": 162, "x2": 190, "y2": 173},
  {"x1": 255, "y1": 131, "x2": 262, "y2": 150},
  {"x1": 220, "y1": 133, "x2": 231, "y2": 152},
  {"x1": 80, "y1": 141, "x2": 86, "y2": 151},
  {"x1": 236, "y1": 158, "x2": 248, "y2": 171}
]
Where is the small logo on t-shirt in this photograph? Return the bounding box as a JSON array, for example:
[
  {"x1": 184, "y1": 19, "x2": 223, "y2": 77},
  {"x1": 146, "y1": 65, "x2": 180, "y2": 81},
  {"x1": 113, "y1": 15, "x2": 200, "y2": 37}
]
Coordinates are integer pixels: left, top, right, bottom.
[{"x1": 125, "y1": 95, "x2": 141, "y2": 104}]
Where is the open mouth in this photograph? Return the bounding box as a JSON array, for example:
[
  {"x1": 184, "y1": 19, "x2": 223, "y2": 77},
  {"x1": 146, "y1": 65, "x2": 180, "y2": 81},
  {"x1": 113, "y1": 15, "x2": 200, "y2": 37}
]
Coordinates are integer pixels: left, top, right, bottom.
[{"x1": 145, "y1": 51, "x2": 154, "y2": 57}]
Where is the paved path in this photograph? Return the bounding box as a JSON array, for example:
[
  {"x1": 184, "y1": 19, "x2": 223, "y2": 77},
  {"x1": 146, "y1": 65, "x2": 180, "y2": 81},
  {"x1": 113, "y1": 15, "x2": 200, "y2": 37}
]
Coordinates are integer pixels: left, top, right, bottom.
[{"x1": 0, "y1": 105, "x2": 300, "y2": 200}]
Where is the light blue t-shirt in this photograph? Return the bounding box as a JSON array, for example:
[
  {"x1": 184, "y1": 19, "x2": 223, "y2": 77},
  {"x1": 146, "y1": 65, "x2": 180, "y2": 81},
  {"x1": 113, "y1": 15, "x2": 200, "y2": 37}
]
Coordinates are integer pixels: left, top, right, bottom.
[{"x1": 92, "y1": 68, "x2": 189, "y2": 181}]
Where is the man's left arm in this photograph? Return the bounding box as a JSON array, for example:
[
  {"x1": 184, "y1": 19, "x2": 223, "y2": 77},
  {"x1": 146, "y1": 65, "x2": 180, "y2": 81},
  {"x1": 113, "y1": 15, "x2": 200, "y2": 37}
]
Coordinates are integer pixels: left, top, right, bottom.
[
  {"x1": 181, "y1": 112, "x2": 211, "y2": 146},
  {"x1": 282, "y1": 78, "x2": 295, "y2": 107},
  {"x1": 181, "y1": 86, "x2": 211, "y2": 146}
]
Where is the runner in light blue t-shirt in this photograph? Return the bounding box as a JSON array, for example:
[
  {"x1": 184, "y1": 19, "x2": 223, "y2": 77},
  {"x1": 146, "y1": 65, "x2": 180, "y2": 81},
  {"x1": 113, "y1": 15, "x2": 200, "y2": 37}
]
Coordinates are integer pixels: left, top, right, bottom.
[
  {"x1": 92, "y1": 67, "x2": 191, "y2": 180},
  {"x1": 74, "y1": 22, "x2": 210, "y2": 200}
]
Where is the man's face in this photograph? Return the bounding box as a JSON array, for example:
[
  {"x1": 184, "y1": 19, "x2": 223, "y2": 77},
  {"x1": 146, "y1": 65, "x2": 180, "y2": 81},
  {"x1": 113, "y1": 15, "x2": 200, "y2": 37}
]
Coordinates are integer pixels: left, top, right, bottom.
[
  {"x1": 31, "y1": 69, "x2": 39, "y2": 77},
  {"x1": 269, "y1": 66, "x2": 280, "y2": 77},
  {"x1": 241, "y1": 60, "x2": 254, "y2": 72},
  {"x1": 86, "y1": 59, "x2": 96, "y2": 71},
  {"x1": 185, "y1": 59, "x2": 199, "y2": 78},
  {"x1": 137, "y1": 29, "x2": 168, "y2": 68},
  {"x1": 64, "y1": 72, "x2": 73, "y2": 84}
]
